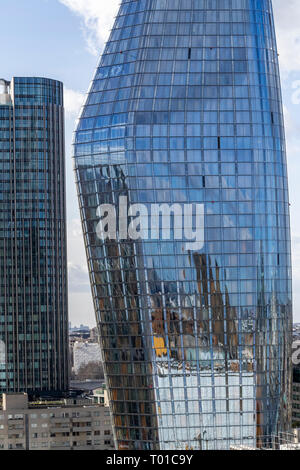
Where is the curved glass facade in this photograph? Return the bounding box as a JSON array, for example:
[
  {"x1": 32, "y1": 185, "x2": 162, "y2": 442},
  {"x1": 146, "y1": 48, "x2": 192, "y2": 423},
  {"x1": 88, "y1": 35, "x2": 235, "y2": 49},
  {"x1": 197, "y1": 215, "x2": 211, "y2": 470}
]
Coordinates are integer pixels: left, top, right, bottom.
[
  {"x1": 0, "y1": 77, "x2": 69, "y2": 396},
  {"x1": 74, "y1": 0, "x2": 292, "y2": 450}
]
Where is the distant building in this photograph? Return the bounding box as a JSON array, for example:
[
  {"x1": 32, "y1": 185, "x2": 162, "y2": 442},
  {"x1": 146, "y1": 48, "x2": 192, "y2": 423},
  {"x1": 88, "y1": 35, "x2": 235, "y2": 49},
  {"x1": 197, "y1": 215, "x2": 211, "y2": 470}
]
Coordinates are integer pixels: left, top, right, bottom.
[
  {"x1": 90, "y1": 327, "x2": 100, "y2": 343},
  {"x1": 69, "y1": 327, "x2": 97, "y2": 372},
  {"x1": 69, "y1": 324, "x2": 90, "y2": 334},
  {"x1": 69, "y1": 326, "x2": 93, "y2": 365},
  {"x1": 70, "y1": 380, "x2": 104, "y2": 395},
  {"x1": 73, "y1": 342, "x2": 102, "y2": 374},
  {"x1": 292, "y1": 339, "x2": 300, "y2": 427},
  {"x1": 293, "y1": 324, "x2": 300, "y2": 341},
  {"x1": 69, "y1": 327, "x2": 90, "y2": 343},
  {"x1": 0, "y1": 393, "x2": 114, "y2": 450},
  {"x1": 92, "y1": 383, "x2": 109, "y2": 408}
]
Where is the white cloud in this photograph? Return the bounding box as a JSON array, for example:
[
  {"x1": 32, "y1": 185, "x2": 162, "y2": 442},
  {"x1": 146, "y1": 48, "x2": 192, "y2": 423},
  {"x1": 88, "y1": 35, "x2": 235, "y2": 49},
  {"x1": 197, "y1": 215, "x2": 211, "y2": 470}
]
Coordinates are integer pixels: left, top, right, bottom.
[
  {"x1": 69, "y1": 292, "x2": 95, "y2": 327},
  {"x1": 67, "y1": 218, "x2": 90, "y2": 290},
  {"x1": 64, "y1": 88, "x2": 85, "y2": 117},
  {"x1": 59, "y1": 0, "x2": 120, "y2": 55},
  {"x1": 68, "y1": 262, "x2": 91, "y2": 292},
  {"x1": 283, "y1": 104, "x2": 300, "y2": 149},
  {"x1": 273, "y1": 0, "x2": 300, "y2": 75},
  {"x1": 69, "y1": 217, "x2": 83, "y2": 238},
  {"x1": 67, "y1": 219, "x2": 96, "y2": 324},
  {"x1": 59, "y1": 0, "x2": 300, "y2": 78}
]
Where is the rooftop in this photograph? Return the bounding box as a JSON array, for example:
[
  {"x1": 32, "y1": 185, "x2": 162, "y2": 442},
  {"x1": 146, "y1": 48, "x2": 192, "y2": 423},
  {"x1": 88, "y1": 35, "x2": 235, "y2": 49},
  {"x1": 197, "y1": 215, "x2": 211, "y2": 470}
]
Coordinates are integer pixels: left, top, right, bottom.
[
  {"x1": 0, "y1": 80, "x2": 11, "y2": 105},
  {"x1": 0, "y1": 393, "x2": 106, "y2": 411}
]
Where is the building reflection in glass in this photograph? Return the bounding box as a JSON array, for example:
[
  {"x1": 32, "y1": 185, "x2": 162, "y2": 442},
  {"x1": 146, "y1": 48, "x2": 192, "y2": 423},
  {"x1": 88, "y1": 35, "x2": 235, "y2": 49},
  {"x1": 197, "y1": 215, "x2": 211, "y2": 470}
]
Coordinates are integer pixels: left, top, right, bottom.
[{"x1": 74, "y1": 0, "x2": 292, "y2": 450}]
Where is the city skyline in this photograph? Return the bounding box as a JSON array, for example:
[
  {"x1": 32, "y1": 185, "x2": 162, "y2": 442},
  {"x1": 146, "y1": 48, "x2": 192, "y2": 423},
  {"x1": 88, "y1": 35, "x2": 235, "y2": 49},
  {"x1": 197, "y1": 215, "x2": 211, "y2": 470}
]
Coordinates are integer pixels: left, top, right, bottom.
[
  {"x1": 0, "y1": 0, "x2": 300, "y2": 327},
  {"x1": 0, "y1": 0, "x2": 297, "y2": 456}
]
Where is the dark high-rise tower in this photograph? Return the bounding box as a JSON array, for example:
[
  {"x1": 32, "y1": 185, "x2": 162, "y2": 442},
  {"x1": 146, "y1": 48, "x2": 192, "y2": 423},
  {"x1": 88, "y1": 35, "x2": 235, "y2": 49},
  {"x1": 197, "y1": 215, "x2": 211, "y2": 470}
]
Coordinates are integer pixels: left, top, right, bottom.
[
  {"x1": 74, "y1": 0, "x2": 292, "y2": 450},
  {"x1": 0, "y1": 77, "x2": 68, "y2": 396}
]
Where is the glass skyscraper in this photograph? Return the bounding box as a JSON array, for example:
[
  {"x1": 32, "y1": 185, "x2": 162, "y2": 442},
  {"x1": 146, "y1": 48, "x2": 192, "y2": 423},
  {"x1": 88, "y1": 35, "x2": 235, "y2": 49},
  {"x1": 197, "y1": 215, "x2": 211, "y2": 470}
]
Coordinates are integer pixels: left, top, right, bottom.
[
  {"x1": 74, "y1": 0, "x2": 292, "y2": 450},
  {"x1": 0, "y1": 77, "x2": 68, "y2": 396}
]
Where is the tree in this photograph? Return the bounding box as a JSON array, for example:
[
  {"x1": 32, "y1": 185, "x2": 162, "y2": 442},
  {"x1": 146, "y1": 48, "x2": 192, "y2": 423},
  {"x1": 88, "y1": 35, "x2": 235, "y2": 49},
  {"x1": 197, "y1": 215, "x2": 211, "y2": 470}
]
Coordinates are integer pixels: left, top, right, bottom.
[{"x1": 76, "y1": 361, "x2": 104, "y2": 380}]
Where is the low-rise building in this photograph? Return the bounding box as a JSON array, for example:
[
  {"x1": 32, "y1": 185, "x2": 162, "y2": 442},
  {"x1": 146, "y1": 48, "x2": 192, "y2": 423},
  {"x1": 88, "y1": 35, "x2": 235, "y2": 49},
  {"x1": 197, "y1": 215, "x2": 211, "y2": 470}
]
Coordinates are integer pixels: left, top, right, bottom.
[
  {"x1": 92, "y1": 383, "x2": 109, "y2": 407},
  {"x1": 293, "y1": 367, "x2": 300, "y2": 427},
  {"x1": 292, "y1": 339, "x2": 300, "y2": 427},
  {"x1": 0, "y1": 393, "x2": 114, "y2": 450}
]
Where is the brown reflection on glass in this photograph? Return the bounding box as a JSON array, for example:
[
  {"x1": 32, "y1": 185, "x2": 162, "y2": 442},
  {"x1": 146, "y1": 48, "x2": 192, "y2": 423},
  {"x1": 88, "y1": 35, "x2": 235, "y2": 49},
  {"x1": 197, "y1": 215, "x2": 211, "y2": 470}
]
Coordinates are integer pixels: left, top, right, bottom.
[
  {"x1": 91, "y1": 165, "x2": 159, "y2": 450},
  {"x1": 255, "y1": 255, "x2": 292, "y2": 448},
  {"x1": 193, "y1": 253, "x2": 239, "y2": 364},
  {"x1": 151, "y1": 306, "x2": 181, "y2": 359},
  {"x1": 225, "y1": 287, "x2": 239, "y2": 361},
  {"x1": 148, "y1": 252, "x2": 241, "y2": 368}
]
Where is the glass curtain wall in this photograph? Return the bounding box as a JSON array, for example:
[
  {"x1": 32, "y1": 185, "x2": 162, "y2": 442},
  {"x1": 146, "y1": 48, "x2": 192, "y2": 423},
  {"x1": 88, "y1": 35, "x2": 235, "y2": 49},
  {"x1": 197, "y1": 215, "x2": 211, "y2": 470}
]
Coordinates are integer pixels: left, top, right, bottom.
[
  {"x1": 0, "y1": 77, "x2": 69, "y2": 396},
  {"x1": 74, "y1": 0, "x2": 292, "y2": 450}
]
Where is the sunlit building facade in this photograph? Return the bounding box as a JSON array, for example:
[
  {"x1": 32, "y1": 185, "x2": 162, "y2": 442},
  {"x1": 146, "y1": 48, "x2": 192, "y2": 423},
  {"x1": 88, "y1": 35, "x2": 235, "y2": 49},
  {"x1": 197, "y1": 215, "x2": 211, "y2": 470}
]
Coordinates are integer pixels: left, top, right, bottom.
[
  {"x1": 0, "y1": 77, "x2": 69, "y2": 396},
  {"x1": 74, "y1": 0, "x2": 292, "y2": 450}
]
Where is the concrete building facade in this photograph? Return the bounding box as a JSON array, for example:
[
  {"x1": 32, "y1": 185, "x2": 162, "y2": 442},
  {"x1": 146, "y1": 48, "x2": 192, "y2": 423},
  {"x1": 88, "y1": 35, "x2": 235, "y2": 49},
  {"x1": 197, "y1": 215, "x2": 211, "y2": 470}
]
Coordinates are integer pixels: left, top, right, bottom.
[
  {"x1": 0, "y1": 393, "x2": 114, "y2": 450},
  {"x1": 73, "y1": 342, "x2": 102, "y2": 374}
]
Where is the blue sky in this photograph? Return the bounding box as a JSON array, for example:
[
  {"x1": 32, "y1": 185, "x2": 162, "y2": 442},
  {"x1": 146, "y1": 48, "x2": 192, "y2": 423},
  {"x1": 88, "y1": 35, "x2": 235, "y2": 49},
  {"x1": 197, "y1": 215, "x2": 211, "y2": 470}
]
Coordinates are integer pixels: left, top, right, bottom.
[{"x1": 1, "y1": 0, "x2": 300, "y2": 326}]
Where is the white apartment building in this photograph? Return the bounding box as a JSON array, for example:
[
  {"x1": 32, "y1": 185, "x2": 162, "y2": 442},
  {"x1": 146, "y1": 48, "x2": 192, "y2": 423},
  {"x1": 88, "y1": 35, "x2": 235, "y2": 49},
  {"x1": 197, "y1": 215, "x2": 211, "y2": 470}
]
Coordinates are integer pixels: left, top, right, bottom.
[
  {"x1": 0, "y1": 393, "x2": 114, "y2": 450},
  {"x1": 73, "y1": 342, "x2": 102, "y2": 374}
]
